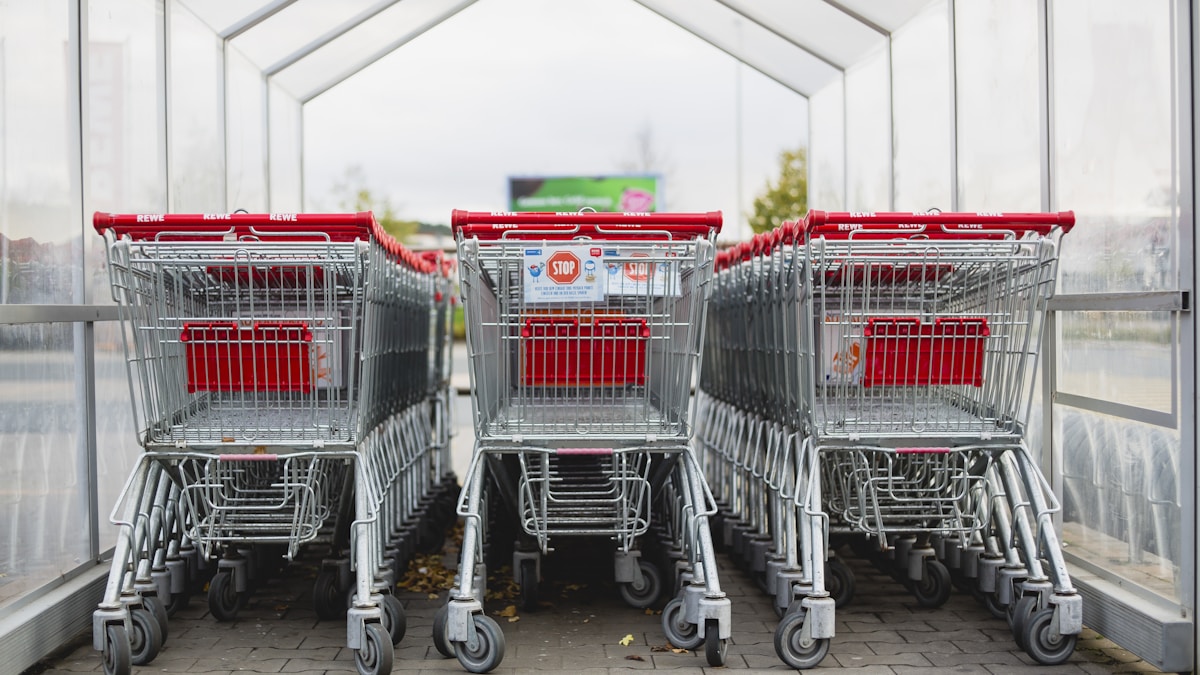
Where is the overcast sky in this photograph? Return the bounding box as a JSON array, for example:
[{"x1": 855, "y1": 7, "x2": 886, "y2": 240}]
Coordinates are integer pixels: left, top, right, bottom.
[{"x1": 301, "y1": 0, "x2": 808, "y2": 241}]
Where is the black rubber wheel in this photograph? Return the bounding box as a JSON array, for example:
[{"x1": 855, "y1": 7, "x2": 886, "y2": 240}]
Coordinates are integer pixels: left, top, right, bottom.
[
  {"x1": 825, "y1": 558, "x2": 856, "y2": 609},
  {"x1": 207, "y1": 571, "x2": 243, "y2": 622},
  {"x1": 128, "y1": 607, "x2": 163, "y2": 666},
  {"x1": 617, "y1": 560, "x2": 662, "y2": 609},
  {"x1": 381, "y1": 594, "x2": 406, "y2": 645},
  {"x1": 976, "y1": 588, "x2": 1007, "y2": 619},
  {"x1": 910, "y1": 559, "x2": 952, "y2": 608},
  {"x1": 518, "y1": 559, "x2": 538, "y2": 612},
  {"x1": 773, "y1": 608, "x2": 830, "y2": 669},
  {"x1": 454, "y1": 614, "x2": 506, "y2": 673},
  {"x1": 432, "y1": 604, "x2": 455, "y2": 658},
  {"x1": 704, "y1": 619, "x2": 727, "y2": 667},
  {"x1": 1022, "y1": 607, "x2": 1078, "y2": 665},
  {"x1": 102, "y1": 623, "x2": 132, "y2": 675},
  {"x1": 354, "y1": 622, "x2": 394, "y2": 675},
  {"x1": 142, "y1": 594, "x2": 169, "y2": 640},
  {"x1": 661, "y1": 597, "x2": 702, "y2": 649},
  {"x1": 1008, "y1": 594, "x2": 1039, "y2": 650},
  {"x1": 164, "y1": 589, "x2": 190, "y2": 617},
  {"x1": 312, "y1": 570, "x2": 346, "y2": 620}
]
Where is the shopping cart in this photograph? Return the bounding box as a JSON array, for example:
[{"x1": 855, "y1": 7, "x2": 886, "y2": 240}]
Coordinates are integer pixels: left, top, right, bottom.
[
  {"x1": 437, "y1": 210, "x2": 731, "y2": 673},
  {"x1": 697, "y1": 210, "x2": 1082, "y2": 668},
  {"x1": 91, "y1": 211, "x2": 446, "y2": 675}
]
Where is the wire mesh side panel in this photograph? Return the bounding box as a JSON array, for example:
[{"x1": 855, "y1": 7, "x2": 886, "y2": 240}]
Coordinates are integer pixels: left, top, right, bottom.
[
  {"x1": 106, "y1": 239, "x2": 365, "y2": 448},
  {"x1": 459, "y1": 237, "x2": 714, "y2": 442},
  {"x1": 804, "y1": 237, "x2": 1060, "y2": 441}
]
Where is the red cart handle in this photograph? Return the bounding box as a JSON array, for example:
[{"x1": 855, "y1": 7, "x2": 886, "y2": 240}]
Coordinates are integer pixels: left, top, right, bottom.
[
  {"x1": 796, "y1": 210, "x2": 1074, "y2": 241},
  {"x1": 451, "y1": 209, "x2": 721, "y2": 240},
  {"x1": 93, "y1": 211, "x2": 438, "y2": 274}
]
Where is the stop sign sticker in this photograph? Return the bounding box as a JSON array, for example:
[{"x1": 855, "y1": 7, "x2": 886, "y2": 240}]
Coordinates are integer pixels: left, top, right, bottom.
[
  {"x1": 623, "y1": 252, "x2": 650, "y2": 282},
  {"x1": 523, "y1": 245, "x2": 604, "y2": 303},
  {"x1": 547, "y1": 250, "x2": 580, "y2": 284}
]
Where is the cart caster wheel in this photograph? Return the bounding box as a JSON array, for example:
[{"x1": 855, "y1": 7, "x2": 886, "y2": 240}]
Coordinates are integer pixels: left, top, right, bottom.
[
  {"x1": 661, "y1": 597, "x2": 702, "y2": 649},
  {"x1": 101, "y1": 623, "x2": 132, "y2": 675},
  {"x1": 129, "y1": 607, "x2": 163, "y2": 666},
  {"x1": 142, "y1": 594, "x2": 169, "y2": 640},
  {"x1": 207, "y1": 571, "x2": 245, "y2": 622},
  {"x1": 164, "y1": 589, "x2": 191, "y2": 617},
  {"x1": 910, "y1": 559, "x2": 952, "y2": 608},
  {"x1": 826, "y1": 558, "x2": 856, "y2": 609},
  {"x1": 704, "y1": 619, "x2": 727, "y2": 666},
  {"x1": 977, "y1": 588, "x2": 1007, "y2": 619},
  {"x1": 432, "y1": 604, "x2": 455, "y2": 658},
  {"x1": 1022, "y1": 607, "x2": 1077, "y2": 665},
  {"x1": 518, "y1": 558, "x2": 538, "y2": 611},
  {"x1": 454, "y1": 614, "x2": 506, "y2": 673},
  {"x1": 774, "y1": 609, "x2": 830, "y2": 669},
  {"x1": 1008, "y1": 594, "x2": 1038, "y2": 649},
  {"x1": 618, "y1": 561, "x2": 662, "y2": 609},
  {"x1": 381, "y1": 594, "x2": 406, "y2": 645},
  {"x1": 312, "y1": 570, "x2": 346, "y2": 620},
  {"x1": 354, "y1": 623, "x2": 394, "y2": 675}
]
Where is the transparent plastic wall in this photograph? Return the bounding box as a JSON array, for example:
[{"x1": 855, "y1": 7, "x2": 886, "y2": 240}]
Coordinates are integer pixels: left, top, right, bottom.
[
  {"x1": 268, "y1": 82, "x2": 303, "y2": 211},
  {"x1": 890, "y1": 0, "x2": 952, "y2": 211},
  {"x1": 0, "y1": 1, "x2": 88, "y2": 612},
  {"x1": 226, "y1": 46, "x2": 268, "y2": 212},
  {"x1": 807, "y1": 77, "x2": 845, "y2": 210},
  {"x1": 87, "y1": 0, "x2": 162, "y2": 562},
  {"x1": 844, "y1": 46, "x2": 891, "y2": 209},
  {"x1": 168, "y1": 0, "x2": 225, "y2": 211},
  {"x1": 1049, "y1": 0, "x2": 1183, "y2": 605}
]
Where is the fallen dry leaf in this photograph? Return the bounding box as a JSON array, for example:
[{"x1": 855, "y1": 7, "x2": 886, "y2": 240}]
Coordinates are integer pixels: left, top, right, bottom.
[
  {"x1": 497, "y1": 605, "x2": 518, "y2": 618},
  {"x1": 507, "y1": 616, "x2": 520, "y2": 623},
  {"x1": 619, "y1": 634, "x2": 635, "y2": 646}
]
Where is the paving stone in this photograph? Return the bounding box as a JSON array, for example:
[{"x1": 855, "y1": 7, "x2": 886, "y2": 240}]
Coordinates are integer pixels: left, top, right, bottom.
[{"x1": 833, "y1": 651, "x2": 934, "y2": 668}]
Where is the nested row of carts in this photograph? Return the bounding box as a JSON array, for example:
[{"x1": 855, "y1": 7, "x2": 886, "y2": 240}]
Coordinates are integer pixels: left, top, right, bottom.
[{"x1": 89, "y1": 207, "x2": 1082, "y2": 675}]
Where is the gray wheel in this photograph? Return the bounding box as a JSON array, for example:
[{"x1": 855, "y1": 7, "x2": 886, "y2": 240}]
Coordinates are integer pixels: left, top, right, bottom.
[
  {"x1": 773, "y1": 609, "x2": 830, "y2": 669},
  {"x1": 312, "y1": 569, "x2": 346, "y2": 620},
  {"x1": 454, "y1": 614, "x2": 506, "y2": 673},
  {"x1": 354, "y1": 622, "x2": 394, "y2": 675},
  {"x1": 381, "y1": 594, "x2": 406, "y2": 645},
  {"x1": 101, "y1": 623, "x2": 131, "y2": 675},
  {"x1": 518, "y1": 558, "x2": 538, "y2": 611},
  {"x1": 661, "y1": 597, "x2": 701, "y2": 649},
  {"x1": 1023, "y1": 607, "x2": 1077, "y2": 665},
  {"x1": 129, "y1": 607, "x2": 163, "y2": 666},
  {"x1": 826, "y1": 558, "x2": 856, "y2": 609},
  {"x1": 142, "y1": 594, "x2": 169, "y2": 640},
  {"x1": 1008, "y1": 594, "x2": 1038, "y2": 650},
  {"x1": 910, "y1": 559, "x2": 952, "y2": 608},
  {"x1": 618, "y1": 561, "x2": 662, "y2": 609},
  {"x1": 432, "y1": 604, "x2": 455, "y2": 658}
]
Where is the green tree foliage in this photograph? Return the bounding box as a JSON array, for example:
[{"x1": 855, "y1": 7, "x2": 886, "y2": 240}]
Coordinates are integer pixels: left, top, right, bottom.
[
  {"x1": 748, "y1": 147, "x2": 807, "y2": 234},
  {"x1": 332, "y1": 165, "x2": 419, "y2": 242}
]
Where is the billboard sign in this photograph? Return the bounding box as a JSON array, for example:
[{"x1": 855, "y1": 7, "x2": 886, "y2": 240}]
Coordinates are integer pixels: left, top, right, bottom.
[{"x1": 508, "y1": 175, "x2": 661, "y2": 213}]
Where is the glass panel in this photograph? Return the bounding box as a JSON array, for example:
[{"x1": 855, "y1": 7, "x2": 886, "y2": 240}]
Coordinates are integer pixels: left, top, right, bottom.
[
  {"x1": 1058, "y1": 406, "x2": 1181, "y2": 602},
  {"x1": 0, "y1": 1, "x2": 81, "y2": 305},
  {"x1": 231, "y1": 0, "x2": 380, "y2": 72},
  {"x1": 1058, "y1": 311, "x2": 1174, "y2": 414},
  {"x1": 832, "y1": 0, "x2": 939, "y2": 33},
  {"x1": 95, "y1": 321, "x2": 141, "y2": 551},
  {"x1": 176, "y1": 0, "x2": 279, "y2": 36},
  {"x1": 0, "y1": 324, "x2": 88, "y2": 610},
  {"x1": 808, "y1": 77, "x2": 845, "y2": 210},
  {"x1": 1051, "y1": 0, "x2": 1178, "y2": 294},
  {"x1": 226, "y1": 46, "x2": 267, "y2": 212},
  {"x1": 954, "y1": 0, "x2": 1041, "y2": 211},
  {"x1": 268, "y1": 82, "x2": 303, "y2": 211},
  {"x1": 278, "y1": 0, "x2": 839, "y2": 101},
  {"x1": 890, "y1": 0, "x2": 952, "y2": 211},
  {"x1": 169, "y1": 0, "x2": 225, "y2": 211},
  {"x1": 87, "y1": 0, "x2": 167, "y2": 304},
  {"x1": 709, "y1": 0, "x2": 885, "y2": 69},
  {"x1": 844, "y1": 45, "x2": 890, "y2": 209}
]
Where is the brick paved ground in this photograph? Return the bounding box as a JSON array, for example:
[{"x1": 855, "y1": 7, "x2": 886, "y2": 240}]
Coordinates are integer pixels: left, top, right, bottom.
[
  {"x1": 28, "y1": 390, "x2": 1174, "y2": 674},
  {"x1": 31, "y1": 533, "x2": 1170, "y2": 675}
]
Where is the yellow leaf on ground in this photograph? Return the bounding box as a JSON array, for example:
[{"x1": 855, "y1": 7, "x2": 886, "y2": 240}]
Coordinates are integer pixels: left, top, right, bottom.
[
  {"x1": 619, "y1": 634, "x2": 635, "y2": 646},
  {"x1": 507, "y1": 615, "x2": 520, "y2": 623},
  {"x1": 497, "y1": 605, "x2": 518, "y2": 617}
]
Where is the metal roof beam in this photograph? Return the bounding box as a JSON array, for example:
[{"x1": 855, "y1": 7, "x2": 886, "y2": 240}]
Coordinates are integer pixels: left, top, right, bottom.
[{"x1": 264, "y1": 0, "x2": 406, "y2": 78}]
